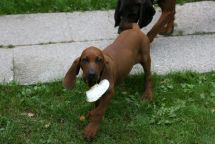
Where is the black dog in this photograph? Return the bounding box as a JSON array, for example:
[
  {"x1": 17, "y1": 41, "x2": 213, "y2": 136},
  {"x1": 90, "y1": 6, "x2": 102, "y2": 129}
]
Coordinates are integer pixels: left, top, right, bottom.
[{"x1": 114, "y1": 0, "x2": 176, "y2": 42}]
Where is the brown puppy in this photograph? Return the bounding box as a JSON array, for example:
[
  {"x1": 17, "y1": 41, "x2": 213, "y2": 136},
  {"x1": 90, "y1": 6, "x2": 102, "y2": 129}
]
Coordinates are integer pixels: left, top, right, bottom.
[
  {"x1": 64, "y1": 24, "x2": 152, "y2": 140},
  {"x1": 114, "y1": 0, "x2": 176, "y2": 42}
]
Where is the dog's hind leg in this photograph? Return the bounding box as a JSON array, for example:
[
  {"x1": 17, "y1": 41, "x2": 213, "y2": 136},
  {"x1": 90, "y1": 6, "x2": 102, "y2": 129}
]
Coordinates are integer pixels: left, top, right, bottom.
[
  {"x1": 159, "y1": 0, "x2": 176, "y2": 35},
  {"x1": 147, "y1": 0, "x2": 176, "y2": 42},
  {"x1": 147, "y1": 11, "x2": 173, "y2": 42}
]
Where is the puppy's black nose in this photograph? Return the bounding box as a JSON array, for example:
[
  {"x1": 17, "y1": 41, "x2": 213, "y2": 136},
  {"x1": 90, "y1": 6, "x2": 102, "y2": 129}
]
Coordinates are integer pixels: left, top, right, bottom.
[{"x1": 87, "y1": 69, "x2": 96, "y2": 80}]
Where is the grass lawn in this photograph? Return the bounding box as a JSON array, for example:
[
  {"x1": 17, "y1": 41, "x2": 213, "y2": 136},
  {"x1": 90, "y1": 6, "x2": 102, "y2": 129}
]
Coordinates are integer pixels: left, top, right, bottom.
[
  {"x1": 0, "y1": 0, "x2": 203, "y2": 15},
  {"x1": 0, "y1": 71, "x2": 215, "y2": 143}
]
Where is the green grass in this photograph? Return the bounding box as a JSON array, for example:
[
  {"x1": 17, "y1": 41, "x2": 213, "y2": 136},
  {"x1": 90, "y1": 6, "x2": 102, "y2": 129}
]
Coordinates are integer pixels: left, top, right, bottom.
[
  {"x1": 0, "y1": 0, "x2": 203, "y2": 15},
  {"x1": 0, "y1": 71, "x2": 215, "y2": 143},
  {"x1": 0, "y1": 0, "x2": 117, "y2": 15}
]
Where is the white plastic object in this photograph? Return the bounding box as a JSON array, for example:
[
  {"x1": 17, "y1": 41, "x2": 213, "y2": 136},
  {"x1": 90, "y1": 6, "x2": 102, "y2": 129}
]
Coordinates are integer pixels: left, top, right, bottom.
[{"x1": 86, "y1": 79, "x2": 110, "y2": 102}]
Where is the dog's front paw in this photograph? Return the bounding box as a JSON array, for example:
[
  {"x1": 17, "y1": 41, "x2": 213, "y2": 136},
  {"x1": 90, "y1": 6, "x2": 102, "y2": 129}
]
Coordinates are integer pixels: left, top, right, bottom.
[{"x1": 84, "y1": 122, "x2": 99, "y2": 141}]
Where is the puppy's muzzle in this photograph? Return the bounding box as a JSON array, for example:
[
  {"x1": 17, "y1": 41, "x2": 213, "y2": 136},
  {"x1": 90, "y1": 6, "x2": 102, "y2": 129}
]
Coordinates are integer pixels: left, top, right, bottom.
[
  {"x1": 87, "y1": 69, "x2": 97, "y2": 80},
  {"x1": 86, "y1": 69, "x2": 99, "y2": 86}
]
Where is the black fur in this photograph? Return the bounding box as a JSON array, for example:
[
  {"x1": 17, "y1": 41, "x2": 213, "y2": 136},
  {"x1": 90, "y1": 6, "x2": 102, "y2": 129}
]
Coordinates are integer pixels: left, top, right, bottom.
[{"x1": 114, "y1": 0, "x2": 155, "y2": 33}]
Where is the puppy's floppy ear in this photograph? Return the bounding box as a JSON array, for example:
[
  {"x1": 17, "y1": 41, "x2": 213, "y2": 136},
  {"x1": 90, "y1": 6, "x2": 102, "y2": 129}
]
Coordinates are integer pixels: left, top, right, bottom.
[
  {"x1": 114, "y1": 0, "x2": 121, "y2": 27},
  {"x1": 138, "y1": 0, "x2": 155, "y2": 28},
  {"x1": 63, "y1": 57, "x2": 80, "y2": 89}
]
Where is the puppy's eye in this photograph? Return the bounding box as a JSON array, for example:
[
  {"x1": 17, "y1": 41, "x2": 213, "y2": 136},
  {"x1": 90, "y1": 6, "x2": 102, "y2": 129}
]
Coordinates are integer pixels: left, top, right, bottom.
[
  {"x1": 81, "y1": 58, "x2": 89, "y2": 64},
  {"x1": 95, "y1": 57, "x2": 103, "y2": 64}
]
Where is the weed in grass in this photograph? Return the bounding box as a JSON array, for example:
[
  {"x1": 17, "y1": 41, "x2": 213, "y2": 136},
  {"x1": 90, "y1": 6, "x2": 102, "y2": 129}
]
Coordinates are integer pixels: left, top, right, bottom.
[
  {"x1": 181, "y1": 83, "x2": 195, "y2": 93},
  {"x1": 149, "y1": 100, "x2": 186, "y2": 125},
  {"x1": 7, "y1": 44, "x2": 15, "y2": 48},
  {"x1": 0, "y1": 44, "x2": 15, "y2": 49},
  {"x1": 159, "y1": 78, "x2": 174, "y2": 93}
]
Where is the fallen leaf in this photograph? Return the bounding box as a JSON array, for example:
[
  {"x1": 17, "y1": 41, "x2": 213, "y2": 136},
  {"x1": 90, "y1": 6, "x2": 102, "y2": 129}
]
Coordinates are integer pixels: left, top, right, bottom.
[
  {"x1": 27, "y1": 112, "x2": 35, "y2": 117},
  {"x1": 44, "y1": 123, "x2": 51, "y2": 128},
  {"x1": 80, "y1": 115, "x2": 85, "y2": 121}
]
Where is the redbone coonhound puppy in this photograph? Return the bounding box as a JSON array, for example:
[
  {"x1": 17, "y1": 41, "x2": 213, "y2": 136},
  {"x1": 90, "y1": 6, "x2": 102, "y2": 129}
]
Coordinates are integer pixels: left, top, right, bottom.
[
  {"x1": 114, "y1": 0, "x2": 176, "y2": 42},
  {"x1": 64, "y1": 24, "x2": 152, "y2": 140}
]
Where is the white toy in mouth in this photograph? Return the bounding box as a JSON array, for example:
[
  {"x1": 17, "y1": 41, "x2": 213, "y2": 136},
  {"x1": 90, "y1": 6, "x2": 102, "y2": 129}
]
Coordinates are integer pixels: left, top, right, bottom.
[{"x1": 86, "y1": 79, "x2": 110, "y2": 102}]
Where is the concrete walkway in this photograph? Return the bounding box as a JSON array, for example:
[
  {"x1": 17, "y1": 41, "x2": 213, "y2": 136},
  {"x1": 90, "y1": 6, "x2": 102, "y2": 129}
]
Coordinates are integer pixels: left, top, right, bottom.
[{"x1": 0, "y1": 1, "x2": 215, "y2": 84}]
